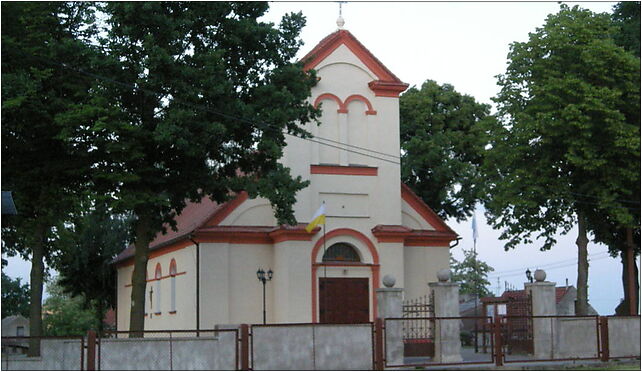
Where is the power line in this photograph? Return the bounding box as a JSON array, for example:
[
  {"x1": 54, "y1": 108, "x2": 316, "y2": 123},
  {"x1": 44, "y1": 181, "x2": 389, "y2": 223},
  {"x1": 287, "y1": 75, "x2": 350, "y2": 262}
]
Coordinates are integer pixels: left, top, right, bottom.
[
  {"x1": 487, "y1": 252, "x2": 614, "y2": 279},
  {"x1": 486, "y1": 250, "x2": 611, "y2": 276},
  {"x1": 21, "y1": 49, "x2": 641, "y2": 209}
]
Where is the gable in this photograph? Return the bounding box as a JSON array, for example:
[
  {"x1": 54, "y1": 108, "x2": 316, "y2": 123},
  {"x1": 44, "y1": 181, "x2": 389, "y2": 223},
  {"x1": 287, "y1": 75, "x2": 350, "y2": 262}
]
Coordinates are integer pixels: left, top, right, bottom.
[
  {"x1": 301, "y1": 30, "x2": 408, "y2": 97},
  {"x1": 400, "y1": 183, "x2": 456, "y2": 235}
]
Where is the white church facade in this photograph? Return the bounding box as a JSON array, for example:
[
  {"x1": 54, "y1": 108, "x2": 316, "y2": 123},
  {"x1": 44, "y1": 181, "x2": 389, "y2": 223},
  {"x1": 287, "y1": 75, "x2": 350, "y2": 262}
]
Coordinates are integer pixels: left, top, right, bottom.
[{"x1": 114, "y1": 28, "x2": 458, "y2": 330}]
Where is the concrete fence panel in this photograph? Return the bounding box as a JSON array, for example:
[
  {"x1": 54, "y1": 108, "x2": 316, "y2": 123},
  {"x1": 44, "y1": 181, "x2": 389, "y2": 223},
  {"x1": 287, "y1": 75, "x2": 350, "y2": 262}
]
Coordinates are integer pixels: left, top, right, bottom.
[
  {"x1": 313, "y1": 324, "x2": 373, "y2": 370},
  {"x1": 99, "y1": 338, "x2": 171, "y2": 370},
  {"x1": 608, "y1": 316, "x2": 641, "y2": 358},
  {"x1": 2, "y1": 339, "x2": 82, "y2": 370},
  {"x1": 252, "y1": 325, "x2": 315, "y2": 370},
  {"x1": 554, "y1": 317, "x2": 599, "y2": 359}
]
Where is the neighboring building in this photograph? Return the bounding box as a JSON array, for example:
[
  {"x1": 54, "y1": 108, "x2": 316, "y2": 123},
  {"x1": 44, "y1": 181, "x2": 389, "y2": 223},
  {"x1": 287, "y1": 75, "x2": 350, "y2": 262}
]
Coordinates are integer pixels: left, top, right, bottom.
[
  {"x1": 113, "y1": 27, "x2": 458, "y2": 331},
  {"x1": 481, "y1": 285, "x2": 599, "y2": 318},
  {"x1": 1, "y1": 315, "x2": 29, "y2": 355}
]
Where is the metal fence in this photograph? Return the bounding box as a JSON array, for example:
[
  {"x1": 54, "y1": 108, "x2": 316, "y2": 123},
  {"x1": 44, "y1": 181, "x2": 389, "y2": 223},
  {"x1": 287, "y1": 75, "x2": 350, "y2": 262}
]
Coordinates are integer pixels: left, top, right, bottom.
[
  {"x1": 1, "y1": 336, "x2": 85, "y2": 370},
  {"x1": 402, "y1": 293, "x2": 434, "y2": 357}
]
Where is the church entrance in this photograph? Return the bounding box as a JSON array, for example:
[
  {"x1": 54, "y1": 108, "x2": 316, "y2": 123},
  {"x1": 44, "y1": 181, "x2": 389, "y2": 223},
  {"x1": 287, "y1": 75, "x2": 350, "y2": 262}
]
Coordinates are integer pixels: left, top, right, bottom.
[{"x1": 319, "y1": 278, "x2": 369, "y2": 324}]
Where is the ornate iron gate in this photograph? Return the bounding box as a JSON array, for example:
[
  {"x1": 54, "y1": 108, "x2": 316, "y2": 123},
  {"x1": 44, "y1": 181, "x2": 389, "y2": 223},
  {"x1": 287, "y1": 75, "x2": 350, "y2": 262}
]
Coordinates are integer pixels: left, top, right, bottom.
[{"x1": 402, "y1": 292, "x2": 435, "y2": 357}]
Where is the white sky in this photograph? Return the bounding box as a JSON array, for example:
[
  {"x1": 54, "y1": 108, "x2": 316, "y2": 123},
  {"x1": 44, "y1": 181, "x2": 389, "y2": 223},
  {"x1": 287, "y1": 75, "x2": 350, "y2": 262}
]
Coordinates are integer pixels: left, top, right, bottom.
[{"x1": 2, "y1": 1, "x2": 634, "y2": 314}]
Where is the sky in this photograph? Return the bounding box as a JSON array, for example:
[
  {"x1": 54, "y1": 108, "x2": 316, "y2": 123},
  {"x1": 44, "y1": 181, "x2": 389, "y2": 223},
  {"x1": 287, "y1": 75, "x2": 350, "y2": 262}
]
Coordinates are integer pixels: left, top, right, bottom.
[{"x1": 2, "y1": 1, "x2": 636, "y2": 314}]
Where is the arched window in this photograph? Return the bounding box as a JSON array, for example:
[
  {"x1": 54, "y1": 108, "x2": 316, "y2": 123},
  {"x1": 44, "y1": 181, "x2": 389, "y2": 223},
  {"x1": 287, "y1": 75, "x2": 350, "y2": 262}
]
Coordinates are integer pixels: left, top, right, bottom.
[
  {"x1": 154, "y1": 263, "x2": 162, "y2": 314},
  {"x1": 169, "y1": 259, "x2": 177, "y2": 313},
  {"x1": 322, "y1": 243, "x2": 361, "y2": 262}
]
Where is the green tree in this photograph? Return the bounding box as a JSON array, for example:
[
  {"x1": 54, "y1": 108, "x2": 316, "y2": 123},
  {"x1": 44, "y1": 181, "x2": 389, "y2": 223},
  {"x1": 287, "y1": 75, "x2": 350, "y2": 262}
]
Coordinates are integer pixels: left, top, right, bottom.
[
  {"x1": 1, "y1": 2, "x2": 99, "y2": 353},
  {"x1": 612, "y1": 1, "x2": 641, "y2": 57},
  {"x1": 400, "y1": 80, "x2": 494, "y2": 221},
  {"x1": 1, "y1": 272, "x2": 30, "y2": 318},
  {"x1": 451, "y1": 249, "x2": 494, "y2": 298},
  {"x1": 54, "y1": 206, "x2": 132, "y2": 334},
  {"x1": 43, "y1": 279, "x2": 100, "y2": 337},
  {"x1": 71, "y1": 2, "x2": 318, "y2": 334},
  {"x1": 484, "y1": 5, "x2": 640, "y2": 315}
]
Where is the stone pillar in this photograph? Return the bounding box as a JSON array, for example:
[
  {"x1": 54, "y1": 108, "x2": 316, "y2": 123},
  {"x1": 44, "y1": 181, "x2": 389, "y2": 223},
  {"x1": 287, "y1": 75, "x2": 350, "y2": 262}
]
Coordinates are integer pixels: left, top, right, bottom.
[
  {"x1": 429, "y1": 269, "x2": 462, "y2": 363},
  {"x1": 525, "y1": 269, "x2": 556, "y2": 359},
  {"x1": 376, "y1": 275, "x2": 403, "y2": 366}
]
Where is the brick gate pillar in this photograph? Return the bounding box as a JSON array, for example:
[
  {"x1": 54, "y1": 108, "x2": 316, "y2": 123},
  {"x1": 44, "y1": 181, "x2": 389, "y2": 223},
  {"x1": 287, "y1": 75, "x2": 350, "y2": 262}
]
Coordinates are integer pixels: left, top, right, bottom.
[
  {"x1": 525, "y1": 269, "x2": 556, "y2": 359},
  {"x1": 429, "y1": 269, "x2": 462, "y2": 363},
  {"x1": 376, "y1": 274, "x2": 403, "y2": 366}
]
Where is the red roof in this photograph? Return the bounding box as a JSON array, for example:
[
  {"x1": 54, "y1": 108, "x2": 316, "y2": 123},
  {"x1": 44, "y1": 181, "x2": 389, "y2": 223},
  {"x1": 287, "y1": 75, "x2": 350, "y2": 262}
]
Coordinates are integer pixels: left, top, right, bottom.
[
  {"x1": 113, "y1": 196, "x2": 227, "y2": 263},
  {"x1": 482, "y1": 286, "x2": 573, "y2": 304}
]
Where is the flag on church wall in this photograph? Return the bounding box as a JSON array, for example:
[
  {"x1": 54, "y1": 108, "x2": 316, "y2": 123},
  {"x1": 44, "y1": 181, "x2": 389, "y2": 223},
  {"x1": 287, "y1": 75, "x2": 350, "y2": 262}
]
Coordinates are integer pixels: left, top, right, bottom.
[{"x1": 306, "y1": 204, "x2": 326, "y2": 233}]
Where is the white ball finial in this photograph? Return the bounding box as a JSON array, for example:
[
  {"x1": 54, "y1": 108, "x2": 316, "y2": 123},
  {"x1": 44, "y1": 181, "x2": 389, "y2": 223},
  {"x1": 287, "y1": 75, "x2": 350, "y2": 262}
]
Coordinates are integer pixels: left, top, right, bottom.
[
  {"x1": 336, "y1": 15, "x2": 345, "y2": 29},
  {"x1": 382, "y1": 275, "x2": 396, "y2": 288},
  {"x1": 534, "y1": 269, "x2": 546, "y2": 282},
  {"x1": 437, "y1": 269, "x2": 451, "y2": 282}
]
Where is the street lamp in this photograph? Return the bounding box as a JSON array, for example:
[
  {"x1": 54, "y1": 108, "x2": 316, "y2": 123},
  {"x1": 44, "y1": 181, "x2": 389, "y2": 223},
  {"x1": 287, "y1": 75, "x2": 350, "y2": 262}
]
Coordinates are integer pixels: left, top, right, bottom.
[
  {"x1": 525, "y1": 268, "x2": 533, "y2": 283},
  {"x1": 256, "y1": 268, "x2": 273, "y2": 324}
]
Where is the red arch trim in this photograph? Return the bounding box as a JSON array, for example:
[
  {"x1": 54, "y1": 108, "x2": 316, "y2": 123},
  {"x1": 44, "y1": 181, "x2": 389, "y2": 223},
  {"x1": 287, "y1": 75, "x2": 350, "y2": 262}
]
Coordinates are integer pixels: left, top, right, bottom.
[
  {"x1": 313, "y1": 93, "x2": 346, "y2": 113},
  {"x1": 313, "y1": 93, "x2": 377, "y2": 115},
  {"x1": 344, "y1": 94, "x2": 377, "y2": 115},
  {"x1": 310, "y1": 228, "x2": 380, "y2": 322}
]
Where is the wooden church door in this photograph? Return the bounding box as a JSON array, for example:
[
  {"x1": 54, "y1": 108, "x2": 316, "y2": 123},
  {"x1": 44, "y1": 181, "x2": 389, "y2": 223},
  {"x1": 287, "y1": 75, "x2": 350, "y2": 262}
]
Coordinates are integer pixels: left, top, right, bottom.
[{"x1": 319, "y1": 278, "x2": 369, "y2": 323}]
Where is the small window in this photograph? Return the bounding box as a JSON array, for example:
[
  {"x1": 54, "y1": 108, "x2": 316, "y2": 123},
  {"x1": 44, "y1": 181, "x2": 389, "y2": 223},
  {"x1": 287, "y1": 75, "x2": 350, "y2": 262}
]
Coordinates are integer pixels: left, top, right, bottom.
[
  {"x1": 169, "y1": 259, "x2": 177, "y2": 312},
  {"x1": 154, "y1": 263, "x2": 162, "y2": 314},
  {"x1": 322, "y1": 243, "x2": 360, "y2": 262},
  {"x1": 16, "y1": 326, "x2": 24, "y2": 337}
]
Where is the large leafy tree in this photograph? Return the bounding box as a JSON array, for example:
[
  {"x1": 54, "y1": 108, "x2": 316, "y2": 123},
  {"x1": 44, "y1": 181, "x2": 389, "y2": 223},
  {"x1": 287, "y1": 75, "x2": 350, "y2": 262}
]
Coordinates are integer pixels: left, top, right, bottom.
[
  {"x1": 1, "y1": 2, "x2": 99, "y2": 353},
  {"x1": 54, "y1": 206, "x2": 131, "y2": 334},
  {"x1": 1, "y1": 272, "x2": 30, "y2": 318},
  {"x1": 484, "y1": 5, "x2": 640, "y2": 315},
  {"x1": 71, "y1": 2, "x2": 318, "y2": 334},
  {"x1": 584, "y1": 1, "x2": 641, "y2": 315},
  {"x1": 451, "y1": 249, "x2": 495, "y2": 298},
  {"x1": 400, "y1": 80, "x2": 493, "y2": 221}
]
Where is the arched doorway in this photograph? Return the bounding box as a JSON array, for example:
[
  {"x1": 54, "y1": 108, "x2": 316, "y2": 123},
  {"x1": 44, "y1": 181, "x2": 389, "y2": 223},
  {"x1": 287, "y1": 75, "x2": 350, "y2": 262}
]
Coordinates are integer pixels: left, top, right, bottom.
[
  {"x1": 319, "y1": 243, "x2": 369, "y2": 323},
  {"x1": 310, "y1": 228, "x2": 381, "y2": 323}
]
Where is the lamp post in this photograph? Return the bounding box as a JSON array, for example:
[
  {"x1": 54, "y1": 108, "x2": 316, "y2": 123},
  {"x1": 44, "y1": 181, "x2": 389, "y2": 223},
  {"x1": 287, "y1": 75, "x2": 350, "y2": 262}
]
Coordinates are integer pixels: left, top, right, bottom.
[
  {"x1": 526, "y1": 268, "x2": 533, "y2": 283},
  {"x1": 256, "y1": 268, "x2": 273, "y2": 324}
]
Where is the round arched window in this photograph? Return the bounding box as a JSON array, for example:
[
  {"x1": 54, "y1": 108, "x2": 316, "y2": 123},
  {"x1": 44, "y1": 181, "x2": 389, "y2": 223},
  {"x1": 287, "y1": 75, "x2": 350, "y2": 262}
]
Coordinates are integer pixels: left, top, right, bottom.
[{"x1": 322, "y1": 243, "x2": 360, "y2": 262}]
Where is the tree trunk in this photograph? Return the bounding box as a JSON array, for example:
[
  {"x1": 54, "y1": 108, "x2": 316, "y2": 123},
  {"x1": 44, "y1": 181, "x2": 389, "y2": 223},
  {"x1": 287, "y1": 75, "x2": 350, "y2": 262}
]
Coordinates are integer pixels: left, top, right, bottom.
[
  {"x1": 618, "y1": 231, "x2": 640, "y2": 315},
  {"x1": 128, "y1": 213, "x2": 152, "y2": 337},
  {"x1": 27, "y1": 224, "x2": 47, "y2": 357},
  {"x1": 575, "y1": 211, "x2": 589, "y2": 316}
]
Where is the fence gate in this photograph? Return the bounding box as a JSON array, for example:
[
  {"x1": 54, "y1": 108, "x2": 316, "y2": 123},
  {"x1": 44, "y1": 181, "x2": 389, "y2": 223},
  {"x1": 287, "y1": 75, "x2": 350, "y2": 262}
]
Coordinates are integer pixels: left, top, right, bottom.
[
  {"x1": 502, "y1": 292, "x2": 533, "y2": 355},
  {"x1": 402, "y1": 293, "x2": 435, "y2": 357}
]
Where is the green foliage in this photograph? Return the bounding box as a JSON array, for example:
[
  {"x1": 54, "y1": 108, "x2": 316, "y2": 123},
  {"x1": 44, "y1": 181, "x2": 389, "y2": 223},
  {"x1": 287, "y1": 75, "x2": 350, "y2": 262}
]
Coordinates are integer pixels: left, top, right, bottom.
[
  {"x1": 400, "y1": 80, "x2": 494, "y2": 221},
  {"x1": 54, "y1": 206, "x2": 131, "y2": 332},
  {"x1": 43, "y1": 280, "x2": 100, "y2": 337},
  {"x1": 612, "y1": 2, "x2": 641, "y2": 57},
  {"x1": 1, "y1": 2, "x2": 100, "y2": 340},
  {"x1": 484, "y1": 4, "x2": 640, "y2": 251},
  {"x1": 451, "y1": 249, "x2": 494, "y2": 297},
  {"x1": 1, "y1": 272, "x2": 30, "y2": 318}
]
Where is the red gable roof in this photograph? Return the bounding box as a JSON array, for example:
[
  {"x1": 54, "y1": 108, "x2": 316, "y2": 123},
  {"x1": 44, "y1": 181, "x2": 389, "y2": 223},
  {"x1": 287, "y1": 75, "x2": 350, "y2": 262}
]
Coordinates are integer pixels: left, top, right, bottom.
[
  {"x1": 301, "y1": 29, "x2": 409, "y2": 97},
  {"x1": 113, "y1": 193, "x2": 245, "y2": 264}
]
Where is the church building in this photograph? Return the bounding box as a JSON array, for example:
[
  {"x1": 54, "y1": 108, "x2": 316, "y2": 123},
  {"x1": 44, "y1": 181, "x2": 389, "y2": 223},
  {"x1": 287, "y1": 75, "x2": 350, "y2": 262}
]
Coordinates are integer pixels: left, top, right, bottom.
[{"x1": 114, "y1": 25, "x2": 458, "y2": 331}]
